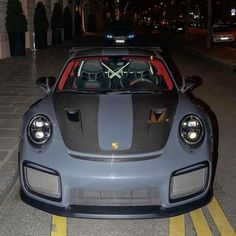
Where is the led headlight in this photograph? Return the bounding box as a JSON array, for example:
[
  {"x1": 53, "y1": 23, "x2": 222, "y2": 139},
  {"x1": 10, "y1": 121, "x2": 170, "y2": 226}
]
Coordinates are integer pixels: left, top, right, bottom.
[
  {"x1": 106, "y1": 34, "x2": 113, "y2": 39},
  {"x1": 128, "y1": 34, "x2": 135, "y2": 39},
  {"x1": 28, "y1": 115, "x2": 52, "y2": 146},
  {"x1": 179, "y1": 115, "x2": 204, "y2": 147}
]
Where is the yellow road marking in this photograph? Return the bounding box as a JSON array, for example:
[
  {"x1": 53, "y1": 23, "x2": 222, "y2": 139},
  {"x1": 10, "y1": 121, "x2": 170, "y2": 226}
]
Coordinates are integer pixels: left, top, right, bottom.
[
  {"x1": 48, "y1": 196, "x2": 235, "y2": 236},
  {"x1": 207, "y1": 196, "x2": 236, "y2": 236},
  {"x1": 169, "y1": 215, "x2": 185, "y2": 236},
  {"x1": 190, "y1": 208, "x2": 213, "y2": 236},
  {"x1": 50, "y1": 215, "x2": 67, "y2": 236}
]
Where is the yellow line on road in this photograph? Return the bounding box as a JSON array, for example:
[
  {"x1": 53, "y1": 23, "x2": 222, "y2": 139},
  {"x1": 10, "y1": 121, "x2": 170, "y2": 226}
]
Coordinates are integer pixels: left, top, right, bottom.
[
  {"x1": 50, "y1": 215, "x2": 67, "y2": 236},
  {"x1": 190, "y1": 208, "x2": 213, "y2": 236},
  {"x1": 207, "y1": 196, "x2": 236, "y2": 236},
  {"x1": 169, "y1": 215, "x2": 185, "y2": 236}
]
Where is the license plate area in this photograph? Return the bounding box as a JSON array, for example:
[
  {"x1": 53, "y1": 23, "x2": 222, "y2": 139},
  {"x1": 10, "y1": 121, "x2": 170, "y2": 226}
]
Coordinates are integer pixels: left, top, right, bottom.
[{"x1": 115, "y1": 39, "x2": 125, "y2": 43}]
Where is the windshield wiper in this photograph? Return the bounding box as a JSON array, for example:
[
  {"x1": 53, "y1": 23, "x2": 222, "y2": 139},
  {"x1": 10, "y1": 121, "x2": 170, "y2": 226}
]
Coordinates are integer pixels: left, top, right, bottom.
[
  {"x1": 107, "y1": 90, "x2": 162, "y2": 95},
  {"x1": 58, "y1": 90, "x2": 102, "y2": 94},
  {"x1": 58, "y1": 89, "x2": 164, "y2": 95}
]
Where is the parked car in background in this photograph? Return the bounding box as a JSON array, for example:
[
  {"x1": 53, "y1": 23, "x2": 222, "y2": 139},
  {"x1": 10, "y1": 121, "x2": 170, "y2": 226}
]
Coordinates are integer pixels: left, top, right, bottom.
[
  {"x1": 19, "y1": 47, "x2": 215, "y2": 219},
  {"x1": 171, "y1": 20, "x2": 185, "y2": 33},
  {"x1": 104, "y1": 21, "x2": 136, "y2": 45},
  {"x1": 212, "y1": 24, "x2": 235, "y2": 43}
]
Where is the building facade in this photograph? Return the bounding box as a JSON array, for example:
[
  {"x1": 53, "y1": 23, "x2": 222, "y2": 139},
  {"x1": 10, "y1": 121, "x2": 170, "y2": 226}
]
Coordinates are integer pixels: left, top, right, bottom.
[{"x1": 0, "y1": 0, "x2": 106, "y2": 59}]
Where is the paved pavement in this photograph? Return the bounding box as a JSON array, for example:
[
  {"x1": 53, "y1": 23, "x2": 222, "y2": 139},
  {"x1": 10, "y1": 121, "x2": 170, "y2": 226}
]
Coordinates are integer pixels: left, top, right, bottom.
[
  {"x1": 0, "y1": 47, "x2": 68, "y2": 206},
  {"x1": 0, "y1": 31, "x2": 236, "y2": 207}
]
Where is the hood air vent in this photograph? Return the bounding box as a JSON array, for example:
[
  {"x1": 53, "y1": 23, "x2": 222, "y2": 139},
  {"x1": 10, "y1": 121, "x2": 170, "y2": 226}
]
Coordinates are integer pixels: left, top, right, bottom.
[
  {"x1": 65, "y1": 108, "x2": 80, "y2": 122},
  {"x1": 148, "y1": 108, "x2": 167, "y2": 124}
]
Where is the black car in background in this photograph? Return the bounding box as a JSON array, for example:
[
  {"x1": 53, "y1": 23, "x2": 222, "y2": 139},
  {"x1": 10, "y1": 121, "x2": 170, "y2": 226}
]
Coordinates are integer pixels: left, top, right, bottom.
[
  {"x1": 104, "y1": 21, "x2": 136, "y2": 46},
  {"x1": 171, "y1": 20, "x2": 185, "y2": 33}
]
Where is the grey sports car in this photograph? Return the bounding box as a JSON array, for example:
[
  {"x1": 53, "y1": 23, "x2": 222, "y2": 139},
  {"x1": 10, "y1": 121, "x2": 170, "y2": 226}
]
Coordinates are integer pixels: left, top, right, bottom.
[{"x1": 19, "y1": 47, "x2": 215, "y2": 219}]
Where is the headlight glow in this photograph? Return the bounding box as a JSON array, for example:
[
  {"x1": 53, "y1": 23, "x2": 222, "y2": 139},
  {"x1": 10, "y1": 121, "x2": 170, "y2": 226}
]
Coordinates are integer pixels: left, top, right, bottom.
[
  {"x1": 179, "y1": 115, "x2": 204, "y2": 147},
  {"x1": 106, "y1": 34, "x2": 113, "y2": 39},
  {"x1": 28, "y1": 115, "x2": 52, "y2": 146}
]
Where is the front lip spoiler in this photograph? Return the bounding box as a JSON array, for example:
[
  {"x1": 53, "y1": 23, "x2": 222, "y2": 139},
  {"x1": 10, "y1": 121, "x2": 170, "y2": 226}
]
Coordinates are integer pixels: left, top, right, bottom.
[{"x1": 20, "y1": 188, "x2": 213, "y2": 219}]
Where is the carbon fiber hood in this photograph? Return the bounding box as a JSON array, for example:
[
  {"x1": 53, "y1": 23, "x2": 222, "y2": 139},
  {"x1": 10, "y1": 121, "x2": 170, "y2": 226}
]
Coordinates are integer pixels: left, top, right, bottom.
[{"x1": 53, "y1": 92, "x2": 178, "y2": 155}]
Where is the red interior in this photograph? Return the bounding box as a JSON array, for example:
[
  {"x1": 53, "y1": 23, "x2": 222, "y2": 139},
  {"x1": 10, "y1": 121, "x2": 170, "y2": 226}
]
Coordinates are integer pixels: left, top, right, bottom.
[
  {"x1": 151, "y1": 58, "x2": 173, "y2": 90},
  {"x1": 57, "y1": 56, "x2": 173, "y2": 91}
]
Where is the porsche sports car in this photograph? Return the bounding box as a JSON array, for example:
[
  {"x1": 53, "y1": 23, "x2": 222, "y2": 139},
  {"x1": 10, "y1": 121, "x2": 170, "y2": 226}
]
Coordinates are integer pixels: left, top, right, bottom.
[{"x1": 19, "y1": 47, "x2": 215, "y2": 219}]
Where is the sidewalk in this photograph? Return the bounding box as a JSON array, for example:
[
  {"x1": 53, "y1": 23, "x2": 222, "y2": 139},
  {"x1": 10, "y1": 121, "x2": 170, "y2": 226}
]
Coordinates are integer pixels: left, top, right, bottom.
[
  {"x1": 0, "y1": 32, "x2": 236, "y2": 206},
  {"x1": 0, "y1": 47, "x2": 68, "y2": 206}
]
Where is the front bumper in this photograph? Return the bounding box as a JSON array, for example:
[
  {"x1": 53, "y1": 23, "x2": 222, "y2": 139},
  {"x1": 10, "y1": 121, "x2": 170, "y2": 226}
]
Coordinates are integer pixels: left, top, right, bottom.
[
  {"x1": 19, "y1": 134, "x2": 214, "y2": 219},
  {"x1": 20, "y1": 187, "x2": 213, "y2": 219},
  {"x1": 213, "y1": 36, "x2": 234, "y2": 42}
]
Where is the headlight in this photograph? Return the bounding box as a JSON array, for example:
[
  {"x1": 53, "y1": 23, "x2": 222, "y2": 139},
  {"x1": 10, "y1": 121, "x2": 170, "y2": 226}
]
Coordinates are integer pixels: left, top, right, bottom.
[
  {"x1": 28, "y1": 115, "x2": 52, "y2": 146},
  {"x1": 179, "y1": 114, "x2": 204, "y2": 147},
  {"x1": 128, "y1": 34, "x2": 135, "y2": 39},
  {"x1": 106, "y1": 34, "x2": 113, "y2": 39}
]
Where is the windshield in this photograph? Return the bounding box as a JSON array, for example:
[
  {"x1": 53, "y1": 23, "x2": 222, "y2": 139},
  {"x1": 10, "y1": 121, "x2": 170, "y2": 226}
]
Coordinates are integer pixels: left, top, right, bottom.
[
  {"x1": 108, "y1": 25, "x2": 132, "y2": 34},
  {"x1": 213, "y1": 25, "x2": 231, "y2": 33},
  {"x1": 57, "y1": 56, "x2": 174, "y2": 93}
]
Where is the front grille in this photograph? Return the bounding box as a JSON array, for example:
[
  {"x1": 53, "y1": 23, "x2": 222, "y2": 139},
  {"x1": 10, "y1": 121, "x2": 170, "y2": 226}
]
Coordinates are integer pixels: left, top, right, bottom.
[{"x1": 69, "y1": 188, "x2": 160, "y2": 206}]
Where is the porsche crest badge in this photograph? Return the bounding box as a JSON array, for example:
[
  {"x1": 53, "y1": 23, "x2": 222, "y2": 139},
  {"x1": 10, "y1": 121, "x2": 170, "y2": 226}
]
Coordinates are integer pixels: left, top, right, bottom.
[{"x1": 112, "y1": 142, "x2": 119, "y2": 150}]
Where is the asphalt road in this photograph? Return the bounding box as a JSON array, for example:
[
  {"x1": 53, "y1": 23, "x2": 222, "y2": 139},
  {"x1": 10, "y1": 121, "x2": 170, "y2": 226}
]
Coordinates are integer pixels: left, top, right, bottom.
[
  {"x1": 0, "y1": 34, "x2": 235, "y2": 236},
  {"x1": 169, "y1": 44, "x2": 236, "y2": 226}
]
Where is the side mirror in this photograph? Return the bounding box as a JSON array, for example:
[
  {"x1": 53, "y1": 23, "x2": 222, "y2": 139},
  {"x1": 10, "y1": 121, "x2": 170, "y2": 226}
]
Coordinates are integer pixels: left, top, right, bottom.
[
  {"x1": 36, "y1": 76, "x2": 56, "y2": 93},
  {"x1": 180, "y1": 75, "x2": 202, "y2": 93}
]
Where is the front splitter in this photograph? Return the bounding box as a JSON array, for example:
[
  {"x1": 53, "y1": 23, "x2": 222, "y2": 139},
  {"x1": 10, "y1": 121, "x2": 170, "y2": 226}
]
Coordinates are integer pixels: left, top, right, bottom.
[{"x1": 20, "y1": 188, "x2": 213, "y2": 219}]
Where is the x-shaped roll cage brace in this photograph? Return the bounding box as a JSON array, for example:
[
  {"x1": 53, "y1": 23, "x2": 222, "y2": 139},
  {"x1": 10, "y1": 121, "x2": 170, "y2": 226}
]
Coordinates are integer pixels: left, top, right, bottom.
[
  {"x1": 76, "y1": 59, "x2": 154, "y2": 80},
  {"x1": 100, "y1": 60, "x2": 131, "y2": 79}
]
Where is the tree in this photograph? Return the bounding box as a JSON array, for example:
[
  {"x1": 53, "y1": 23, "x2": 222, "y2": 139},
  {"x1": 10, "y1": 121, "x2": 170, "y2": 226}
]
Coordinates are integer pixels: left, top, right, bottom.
[
  {"x1": 34, "y1": 1, "x2": 49, "y2": 49},
  {"x1": 51, "y1": 2, "x2": 63, "y2": 29},
  {"x1": 74, "y1": 10, "x2": 82, "y2": 37},
  {"x1": 5, "y1": 0, "x2": 27, "y2": 32},
  {"x1": 34, "y1": 2, "x2": 49, "y2": 32},
  {"x1": 63, "y1": 7, "x2": 73, "y2": 40},
  {"x1": 5, "y1": 0, "x2": 27, "y2": 56},
  {"x1": 51, "y1": 2, "x2": 63, "y2": 44}
]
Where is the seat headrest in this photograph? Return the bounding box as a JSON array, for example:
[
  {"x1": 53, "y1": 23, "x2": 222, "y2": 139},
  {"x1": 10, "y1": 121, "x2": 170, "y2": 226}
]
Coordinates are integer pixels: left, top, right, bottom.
[{"x1": 82, "y1": 60, "x2": 103, "y2": 73}]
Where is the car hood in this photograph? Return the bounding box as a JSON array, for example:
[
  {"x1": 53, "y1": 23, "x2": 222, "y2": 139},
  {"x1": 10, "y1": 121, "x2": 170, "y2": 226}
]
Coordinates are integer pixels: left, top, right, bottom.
[{"x1": 52, "y1": 92, "x2": 178, "y2": 155}]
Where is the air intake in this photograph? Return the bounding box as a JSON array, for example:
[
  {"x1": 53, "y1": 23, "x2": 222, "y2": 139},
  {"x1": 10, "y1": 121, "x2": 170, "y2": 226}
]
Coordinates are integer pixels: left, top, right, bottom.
[
  {"x1": 65, "y1": 108, "x2": 80, "y2": 122},
  {"x1": 148, "y1": 108, "x2": 167, "y2": 124},
  {"x1": 69, "y1": 188, "x2": 160, "y2": 206}
]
